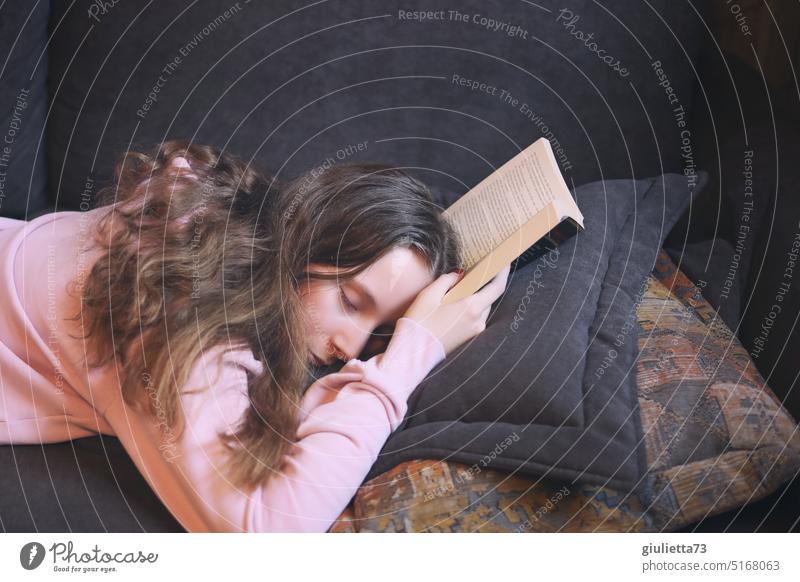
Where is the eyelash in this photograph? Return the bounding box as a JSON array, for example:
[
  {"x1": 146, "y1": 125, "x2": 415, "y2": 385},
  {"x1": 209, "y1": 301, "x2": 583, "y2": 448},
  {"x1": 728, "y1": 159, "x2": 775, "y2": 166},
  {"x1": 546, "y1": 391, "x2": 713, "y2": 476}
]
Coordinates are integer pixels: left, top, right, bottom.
[{"x1": 339, "y1": 285, "x2": 357, "y2": 312}]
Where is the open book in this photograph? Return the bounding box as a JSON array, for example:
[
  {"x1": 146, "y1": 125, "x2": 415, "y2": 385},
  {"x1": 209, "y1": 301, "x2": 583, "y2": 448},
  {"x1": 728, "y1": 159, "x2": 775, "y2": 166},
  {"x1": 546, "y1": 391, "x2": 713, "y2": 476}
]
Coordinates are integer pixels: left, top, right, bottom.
[{"x1": 441, "y1": 138, "x2": 585, "y2": 305}]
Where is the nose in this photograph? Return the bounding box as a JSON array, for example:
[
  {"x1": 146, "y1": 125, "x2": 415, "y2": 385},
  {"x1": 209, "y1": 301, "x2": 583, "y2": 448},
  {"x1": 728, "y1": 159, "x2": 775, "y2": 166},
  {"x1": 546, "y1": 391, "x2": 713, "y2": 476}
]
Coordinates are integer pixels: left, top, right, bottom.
[{"x1": 330, "y1": 319, "x2": 373, "y2": 363}]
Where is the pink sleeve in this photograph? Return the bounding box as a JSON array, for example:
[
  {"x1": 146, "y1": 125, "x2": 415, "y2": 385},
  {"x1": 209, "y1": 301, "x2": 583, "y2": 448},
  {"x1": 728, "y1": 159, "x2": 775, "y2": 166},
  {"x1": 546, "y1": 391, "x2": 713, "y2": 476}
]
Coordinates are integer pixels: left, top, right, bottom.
[
  {"x1": 249, "y1": 316, "x2": 446, "y2": 532},
  {"x1": 130, "y1": 316, "x2": 446, "y2": 532}
]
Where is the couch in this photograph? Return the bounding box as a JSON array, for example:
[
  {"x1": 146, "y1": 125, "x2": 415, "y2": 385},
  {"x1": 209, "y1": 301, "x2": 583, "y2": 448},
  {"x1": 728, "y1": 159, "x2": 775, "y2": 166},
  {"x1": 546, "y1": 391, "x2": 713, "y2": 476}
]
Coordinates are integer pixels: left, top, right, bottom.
[{"x1": 2, "y1": 0, "x2": 798, "y2": 532}]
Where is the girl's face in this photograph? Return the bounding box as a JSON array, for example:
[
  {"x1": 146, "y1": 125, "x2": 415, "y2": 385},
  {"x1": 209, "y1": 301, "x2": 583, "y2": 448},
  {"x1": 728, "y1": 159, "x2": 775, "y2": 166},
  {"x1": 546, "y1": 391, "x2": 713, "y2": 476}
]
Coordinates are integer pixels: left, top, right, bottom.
[{"x1": 299, "y1": 246, "x2": 435, "y2": 366}]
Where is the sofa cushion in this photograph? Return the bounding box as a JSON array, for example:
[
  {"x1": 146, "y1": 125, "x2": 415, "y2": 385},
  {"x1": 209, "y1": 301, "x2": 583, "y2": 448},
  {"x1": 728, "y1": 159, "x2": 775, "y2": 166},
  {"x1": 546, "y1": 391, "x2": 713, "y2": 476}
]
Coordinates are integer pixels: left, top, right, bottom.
[
  {"x1": 329, "y1": 252, "x2": 800, "y2": 532},
  {"x1": 365, "y1": 173, "x2": 706, "y2": 498}
]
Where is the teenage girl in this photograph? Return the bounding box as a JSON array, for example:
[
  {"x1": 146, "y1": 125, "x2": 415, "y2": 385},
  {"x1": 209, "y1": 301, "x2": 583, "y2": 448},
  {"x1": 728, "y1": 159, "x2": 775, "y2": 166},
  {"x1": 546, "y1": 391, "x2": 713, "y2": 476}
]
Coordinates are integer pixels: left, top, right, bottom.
[{"x1": 0, "y1": 140, "x2": 510, "y2": 532}]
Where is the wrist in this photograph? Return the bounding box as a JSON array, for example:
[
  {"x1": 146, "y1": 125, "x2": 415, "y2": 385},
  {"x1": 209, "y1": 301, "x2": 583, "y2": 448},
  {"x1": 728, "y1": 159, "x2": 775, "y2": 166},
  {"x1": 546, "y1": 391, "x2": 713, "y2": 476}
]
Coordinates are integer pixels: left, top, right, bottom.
[
  {"x1": 342, "y1": 316, "x2": 446, "y2": 400},
  {"x1": 394, "y1": 317, "x2": 446, "y2": 363}
]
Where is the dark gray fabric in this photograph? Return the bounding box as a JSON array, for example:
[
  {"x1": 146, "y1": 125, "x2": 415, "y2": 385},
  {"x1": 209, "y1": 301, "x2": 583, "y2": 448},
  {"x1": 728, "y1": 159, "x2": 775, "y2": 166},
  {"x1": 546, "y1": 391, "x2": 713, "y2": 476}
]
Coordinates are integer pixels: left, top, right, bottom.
[
  {"x1": 366, "y1": 172, "x2": 707, "y2": 495},
  {"x1": 2, "y1": 0, "x2": 713, "y2": 530},
  {"x1": 0, "y1": 0, "x2": 50, "y2": 218},
  {"x1": 0, "y1": 437, "x2": 183, "y2": 532},
  {"x1": 45, "y1": 0, "x2": 707, "y2": 210},
  {"x1": 665, "y1": 52, "x2": 800, "y2": 420}
]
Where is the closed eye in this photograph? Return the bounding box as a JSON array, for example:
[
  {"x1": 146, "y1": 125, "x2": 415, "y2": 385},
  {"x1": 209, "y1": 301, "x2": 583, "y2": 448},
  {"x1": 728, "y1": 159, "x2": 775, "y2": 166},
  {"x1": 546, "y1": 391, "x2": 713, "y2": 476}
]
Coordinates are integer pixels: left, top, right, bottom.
[{"x1": 339, "y1": 284, "x2": 357, "y2": 312}]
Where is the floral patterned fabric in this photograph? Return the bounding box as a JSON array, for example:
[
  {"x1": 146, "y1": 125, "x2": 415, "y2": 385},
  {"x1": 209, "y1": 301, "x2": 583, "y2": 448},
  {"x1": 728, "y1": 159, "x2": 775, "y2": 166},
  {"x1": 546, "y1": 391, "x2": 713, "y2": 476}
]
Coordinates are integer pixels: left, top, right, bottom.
[{"x1": 328, "y1": 251, "x2": 800, "y2": 532}]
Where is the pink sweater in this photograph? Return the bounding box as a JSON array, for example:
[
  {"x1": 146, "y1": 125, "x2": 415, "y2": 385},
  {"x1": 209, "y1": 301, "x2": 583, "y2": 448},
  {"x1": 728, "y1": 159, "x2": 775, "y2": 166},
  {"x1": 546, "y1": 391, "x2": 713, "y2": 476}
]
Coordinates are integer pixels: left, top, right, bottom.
[{"x1": 0, "y1": 208, "x2": 446, "y2": 532}]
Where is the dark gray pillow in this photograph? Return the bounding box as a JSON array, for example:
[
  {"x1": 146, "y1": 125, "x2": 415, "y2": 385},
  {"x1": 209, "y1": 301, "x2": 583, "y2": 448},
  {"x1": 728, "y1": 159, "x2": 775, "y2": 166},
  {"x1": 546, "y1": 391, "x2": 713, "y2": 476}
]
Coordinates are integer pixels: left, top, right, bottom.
[{"x1": 366, "y1": 172, "x2": 708, "y2": 499}]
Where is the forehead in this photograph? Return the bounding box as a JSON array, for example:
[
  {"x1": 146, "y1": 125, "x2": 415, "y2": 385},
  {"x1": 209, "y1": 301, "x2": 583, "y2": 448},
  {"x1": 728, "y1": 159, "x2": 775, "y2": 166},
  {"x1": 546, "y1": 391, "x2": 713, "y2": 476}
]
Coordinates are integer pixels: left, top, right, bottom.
[
  {"x1": 360, "y1": 246, "x2": 432, "y2": 283},
  {"x1": 353, "y1": 246, "x2": 434, "y2": 319}
]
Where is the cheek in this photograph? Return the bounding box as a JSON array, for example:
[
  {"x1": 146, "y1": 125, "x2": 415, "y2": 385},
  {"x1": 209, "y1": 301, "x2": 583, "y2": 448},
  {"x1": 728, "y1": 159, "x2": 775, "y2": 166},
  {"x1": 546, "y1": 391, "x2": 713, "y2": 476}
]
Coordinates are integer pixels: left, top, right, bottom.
[{"x1": 299, "y1": 284, "x2": 337, "y2": 338}]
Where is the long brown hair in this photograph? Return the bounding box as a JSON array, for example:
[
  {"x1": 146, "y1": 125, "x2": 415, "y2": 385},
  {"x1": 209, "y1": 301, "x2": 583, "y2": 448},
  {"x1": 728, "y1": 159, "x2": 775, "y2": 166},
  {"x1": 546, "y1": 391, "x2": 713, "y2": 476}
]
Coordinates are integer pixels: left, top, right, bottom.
[{"x1": 73, "y1": 139, "x2": 460, "y2": 490}]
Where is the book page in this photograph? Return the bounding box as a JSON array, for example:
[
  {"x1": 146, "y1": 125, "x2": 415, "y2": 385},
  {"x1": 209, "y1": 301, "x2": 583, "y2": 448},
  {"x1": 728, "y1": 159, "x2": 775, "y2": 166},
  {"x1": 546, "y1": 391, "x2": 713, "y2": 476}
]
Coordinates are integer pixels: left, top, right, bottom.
[
  {"x1": 443, "y1": 138, "x2": 572, "y2": 270},
  {"x1": 442, "y1": 201, "x2": 564, "y2": 304}
]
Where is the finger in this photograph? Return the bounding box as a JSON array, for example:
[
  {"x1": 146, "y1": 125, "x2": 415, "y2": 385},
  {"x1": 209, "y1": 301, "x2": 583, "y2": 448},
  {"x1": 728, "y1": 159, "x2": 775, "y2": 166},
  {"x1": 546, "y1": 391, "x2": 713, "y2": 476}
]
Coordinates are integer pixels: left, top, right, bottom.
[
  {"x1": 471, "y1": 264, "x2": 511, "y2": 308},
  {"x1": 422, "y1": 270, "x2": 464, "y2": 301}
]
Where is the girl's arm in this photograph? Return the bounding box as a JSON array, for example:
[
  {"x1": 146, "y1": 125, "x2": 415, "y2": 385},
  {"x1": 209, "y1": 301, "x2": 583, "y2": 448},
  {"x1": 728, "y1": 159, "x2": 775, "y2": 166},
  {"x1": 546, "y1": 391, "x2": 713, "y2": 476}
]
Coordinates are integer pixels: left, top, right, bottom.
[
  {"x1": 109, "y1": 316, "x2": 445, "y2": 532},
  {"x1": 250, "y1": 316, "x2": 445, "y2": 532}
]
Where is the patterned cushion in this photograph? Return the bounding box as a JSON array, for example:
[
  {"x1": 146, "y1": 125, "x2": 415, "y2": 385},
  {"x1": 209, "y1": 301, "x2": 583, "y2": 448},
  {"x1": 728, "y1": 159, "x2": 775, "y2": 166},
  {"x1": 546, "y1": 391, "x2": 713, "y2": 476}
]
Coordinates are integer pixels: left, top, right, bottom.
[{"x1": 328, "y1": 251, "x2": 800, "y2": 532}]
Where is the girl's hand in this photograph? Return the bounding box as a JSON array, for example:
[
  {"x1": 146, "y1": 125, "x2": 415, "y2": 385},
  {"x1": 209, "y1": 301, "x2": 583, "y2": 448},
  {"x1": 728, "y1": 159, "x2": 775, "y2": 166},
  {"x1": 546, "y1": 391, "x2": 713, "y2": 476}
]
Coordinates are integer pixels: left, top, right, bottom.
[{"x1": 402, "y1": 265, "x2": 511, "y2": 356}]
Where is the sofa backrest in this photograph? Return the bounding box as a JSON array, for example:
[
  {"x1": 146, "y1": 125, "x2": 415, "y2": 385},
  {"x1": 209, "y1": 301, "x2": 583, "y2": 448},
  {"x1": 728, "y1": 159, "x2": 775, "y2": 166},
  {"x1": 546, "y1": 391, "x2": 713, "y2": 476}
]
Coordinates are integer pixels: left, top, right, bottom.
[
  {"x1": 43, "y1": 0, "x2": 708, "y2": 209},
  {"x1": 0, "y1": 1, "x2": 50, "y2": 218}
]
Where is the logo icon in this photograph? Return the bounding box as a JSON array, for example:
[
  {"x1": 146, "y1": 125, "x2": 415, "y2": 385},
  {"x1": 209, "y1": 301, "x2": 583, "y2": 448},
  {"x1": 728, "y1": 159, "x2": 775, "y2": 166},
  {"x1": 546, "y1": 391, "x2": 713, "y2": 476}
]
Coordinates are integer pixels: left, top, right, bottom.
[{"x1": 20, "y1": 542, "x2": 46, "y2": 570}]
